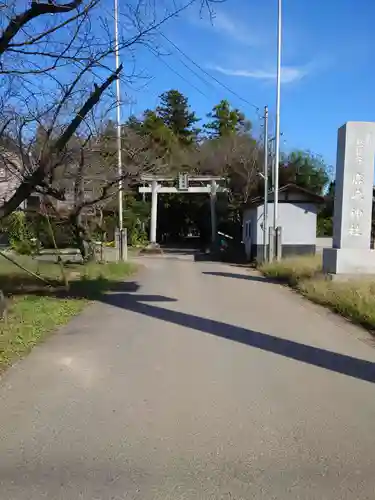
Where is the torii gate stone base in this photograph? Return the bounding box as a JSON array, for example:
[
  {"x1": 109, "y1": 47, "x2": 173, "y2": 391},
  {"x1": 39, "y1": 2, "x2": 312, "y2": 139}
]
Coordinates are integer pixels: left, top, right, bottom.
[
  {"x1": 139, "y1": 175, "x2": 226, "y2": 254},
  {"x1": 323, "y1": 122, "x2": 375, "y2": 277}
]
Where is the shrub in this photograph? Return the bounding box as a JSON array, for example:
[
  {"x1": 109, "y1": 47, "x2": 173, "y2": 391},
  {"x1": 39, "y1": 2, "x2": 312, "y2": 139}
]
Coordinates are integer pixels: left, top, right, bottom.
[
  {"x1": 29, "y1": 214, "x2": 75, "y2": 248},
  {"x1": 317, "y1": 216, "x2": 333, "y2": 237},
  {"x1": 11, "y1": 239, "x2": 34, "y2": 255},
  {"x1": 129, "y1": 226, "x2": 148, "y2": 247},
  {"x1": 2, "y1": 211, "x2": 33, "y2": 241},
  {"x1": 0, "y1": 211, "x2": 39, "y2": 254}
]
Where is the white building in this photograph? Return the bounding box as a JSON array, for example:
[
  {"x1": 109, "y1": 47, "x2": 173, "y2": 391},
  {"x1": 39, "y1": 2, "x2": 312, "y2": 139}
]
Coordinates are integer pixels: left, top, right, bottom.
[{"x1": 243, "y1": 184, "x2": 325, "y2": 262}]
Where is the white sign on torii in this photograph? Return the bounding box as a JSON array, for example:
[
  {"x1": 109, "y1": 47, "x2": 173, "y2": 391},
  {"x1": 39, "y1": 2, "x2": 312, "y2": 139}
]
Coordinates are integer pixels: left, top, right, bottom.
[{"x1": 139, "y1": 175, "x2": 227, "y2": 246}]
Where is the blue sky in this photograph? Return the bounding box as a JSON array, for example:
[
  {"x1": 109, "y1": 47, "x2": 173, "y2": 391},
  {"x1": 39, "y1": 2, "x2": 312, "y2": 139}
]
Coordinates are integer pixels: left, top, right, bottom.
[{"x1": 120, "y1": 0, "x2": 375, "y2": 171}]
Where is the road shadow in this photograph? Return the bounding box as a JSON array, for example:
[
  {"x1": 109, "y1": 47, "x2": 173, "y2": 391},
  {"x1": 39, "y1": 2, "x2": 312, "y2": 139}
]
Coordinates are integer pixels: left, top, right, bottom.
[
  {"x1": 194, "y1": 253, "x2": 247, "y2": 265},
  {"x1": 15, "y1": 277, "x2": 375, "y2": 385},
  {"x1": 99, "y1": 288, "x2": 375, "y2": 385},
  {"x1": 193, "y1": 252, "x2": 222, "y2": 262},
  {"x1": 162, "y1": 248, "x2": 199, "y2": 255},
  {"x1": 202, "y1": 271, "x2": 278, "y2": 284}
]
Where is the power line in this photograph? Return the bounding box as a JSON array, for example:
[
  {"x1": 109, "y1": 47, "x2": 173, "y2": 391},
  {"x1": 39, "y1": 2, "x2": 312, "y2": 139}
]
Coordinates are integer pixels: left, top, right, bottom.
[
  {"x1": 150, "y1": 48, "x2": 264, "y2": 139},
  {"x1": 149, "y1": 49, "x2": 211, "y2": 99},
  {"x1": 158, "y1": 40, "x2": 217, "y2": 93},
  {"x1": 158, "y1": 31, "x2": 261, "y2": 113}
]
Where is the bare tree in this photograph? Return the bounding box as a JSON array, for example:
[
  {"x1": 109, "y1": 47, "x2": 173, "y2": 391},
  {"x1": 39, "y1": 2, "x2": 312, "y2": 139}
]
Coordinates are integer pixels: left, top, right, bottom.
[
  {"x1": 0, "y1": 0, "x2": 220, "y2": 220},
  {"x1": 224, "y1": 134, "x2": 262, "y2": 206},
  {"x1": 193, "y1": 133, "x2": 261, "y2": 204},
  {"x1": 41, "y1": 123, "x2": 169, "y2": 258}
]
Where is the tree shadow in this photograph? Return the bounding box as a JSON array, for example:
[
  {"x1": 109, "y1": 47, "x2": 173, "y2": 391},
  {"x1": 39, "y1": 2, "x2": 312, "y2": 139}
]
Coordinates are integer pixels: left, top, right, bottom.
[
  {"x1": 202, "y1": 271, "x2": 278, "y2": 284},
  {"x1": 0, "y1": 274, "x2": 62, "y2": 296},
  {"x1": 161, "y1": 248, "x2": 199, "y2": 255},
  {"x1": 194, "y1": 252, "x2": 247, "y2": 265},
  {"x1": 12, "y1": 277, "x2": 375, "y2": 385},
  {"x1": 0, "y1": 261, "x2": 88, "y2": 297},
  {"x1": 54, "y1": 279, "x2": 142, "y2": 300},
  {"x1": 1, "y1": 275, "x2": 139, "y2": 299},
  {"x1": 99, "y1": 289, "x2": 375, "y2": 385},
  {"x1": 194, "y1": 252, "x2": 220, "y2": 262}
]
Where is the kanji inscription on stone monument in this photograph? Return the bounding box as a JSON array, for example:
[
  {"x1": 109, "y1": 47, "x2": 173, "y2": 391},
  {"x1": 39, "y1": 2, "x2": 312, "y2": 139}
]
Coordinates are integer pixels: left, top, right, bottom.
[{"x1": 323, "y1": 121, "x2": 375, "y2": 275}]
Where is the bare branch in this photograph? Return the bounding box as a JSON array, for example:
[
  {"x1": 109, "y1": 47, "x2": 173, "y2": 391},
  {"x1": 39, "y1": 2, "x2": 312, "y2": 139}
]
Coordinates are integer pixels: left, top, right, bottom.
[
  {"x1": 8, "y1": 0, "x2": 99, "y2": 49},
  {"x1": 0, "y1": 0, "x2": 223, "y2": 222},
  {"x1": 0, "y1": 0, "x2": 83, "y2": 56},
  {"x1": 0, "y1": 65, "x2": 122, "y2": 219}
]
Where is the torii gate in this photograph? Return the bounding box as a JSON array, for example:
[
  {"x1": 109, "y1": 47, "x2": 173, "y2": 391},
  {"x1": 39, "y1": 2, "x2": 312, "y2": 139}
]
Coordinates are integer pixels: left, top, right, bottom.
[{"x1": 139, "y1": 174, "x2": 227, "y2": 248}]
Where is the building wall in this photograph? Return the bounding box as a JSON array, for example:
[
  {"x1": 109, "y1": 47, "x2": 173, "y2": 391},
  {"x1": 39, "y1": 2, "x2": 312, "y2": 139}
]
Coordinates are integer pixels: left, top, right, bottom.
[
  {"x1": 316, "y1": 237, "x2": 333, "y2": 253},
  {"x1": 278, "y1": 203, "x2": 318, "y2": 245},
  {"x1": 243, "y1": 202, "x2": 318, "y2": 261},
  {"x1": 242, "y1": 208, "x2": 259, "y2": 260}
]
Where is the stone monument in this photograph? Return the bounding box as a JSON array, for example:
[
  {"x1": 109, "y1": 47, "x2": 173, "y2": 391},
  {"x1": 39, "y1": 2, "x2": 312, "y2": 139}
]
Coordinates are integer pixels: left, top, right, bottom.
[{"x1": 323, "y1": 122, "x2": 375, "y2": 276}]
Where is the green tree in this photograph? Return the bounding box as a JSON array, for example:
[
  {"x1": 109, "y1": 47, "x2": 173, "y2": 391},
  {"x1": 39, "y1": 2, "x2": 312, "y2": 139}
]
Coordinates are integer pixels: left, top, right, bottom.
[
  {"x1": 204, "y1": 100, "x2": 248, "y2": 138},
  {"x1": 143, "y1": 110, "x2": 177, "y2": 154},
  {"x1": 317, "y1": 180, "x2": 335, "y2": 236},
  {"x1": 156, "y1": 90, "x2": 199, "y2": 145},
  {"x1": 326, "y1": 180, "x2": 335, "y2": 198},
  {"x1": 126, "y1": 115, "x2": 143, "y2": 133},
  {"x1": 122, "y1": 195, "x2": 150, "y2": 246},
  {"x1": 127, "y1": 110, "x2": 178, "y2": 158},
  {"x1": 280, "y1": 150, "x2": 329, "y2": 194}
]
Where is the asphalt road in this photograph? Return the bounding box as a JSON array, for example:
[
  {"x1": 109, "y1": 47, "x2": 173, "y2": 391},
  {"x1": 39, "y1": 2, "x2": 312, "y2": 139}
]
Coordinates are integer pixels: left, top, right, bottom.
[{"x1": 1, "y1": 256, "x2": 375, "y2": 499}]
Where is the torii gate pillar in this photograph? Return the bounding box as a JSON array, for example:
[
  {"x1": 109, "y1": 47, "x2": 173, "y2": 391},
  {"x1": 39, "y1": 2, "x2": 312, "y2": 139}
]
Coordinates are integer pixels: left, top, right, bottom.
[{"x1": 150, "y1": 179, "x2": 158, "y2": 245}]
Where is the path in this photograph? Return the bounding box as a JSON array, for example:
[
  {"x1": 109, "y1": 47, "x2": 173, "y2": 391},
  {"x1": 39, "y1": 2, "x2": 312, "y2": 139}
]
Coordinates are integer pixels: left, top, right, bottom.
[{"x1": 1, "y1": 256, "x2": 375, "y2": 499}]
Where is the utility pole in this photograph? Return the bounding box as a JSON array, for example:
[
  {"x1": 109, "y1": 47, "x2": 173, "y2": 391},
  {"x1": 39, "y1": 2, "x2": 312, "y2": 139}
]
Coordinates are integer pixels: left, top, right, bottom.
[
  {"x1": 210, "y1": 179, "x2": 217, "y2": 246},
  {"x1": 114, "y1": 0, "x2": 124, "y2": 260},
  {"x1": 268, "y1": 137, "x2": 275, "y2": 189},
  {"x1": 274, "y1": 0, "x2": 282, "y2": 260},
  {"x1": 263, "y1": 106, "x2": 269, "y2": 263}
]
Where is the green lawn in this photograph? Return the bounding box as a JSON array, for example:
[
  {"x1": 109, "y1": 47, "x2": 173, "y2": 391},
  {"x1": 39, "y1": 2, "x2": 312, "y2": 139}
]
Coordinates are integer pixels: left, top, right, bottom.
[{"x1": 0, "y1": 255, "x2": 136, "y2": 372}]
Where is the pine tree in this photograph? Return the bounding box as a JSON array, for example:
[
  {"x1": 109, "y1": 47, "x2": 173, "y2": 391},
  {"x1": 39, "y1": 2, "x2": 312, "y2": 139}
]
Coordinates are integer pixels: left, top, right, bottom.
[
  {"x1": 204, "y1": 100, "x2": 247, "y2": 138},
  {"x1": 141, "y1": 110, "x2": 177, "y2": 155},
  {"x1": 156, "y1": 90, "x2": 199, "y2": 145},
  {"x1": 126, "y1": 115, "x2": 143, "y2": 134}
]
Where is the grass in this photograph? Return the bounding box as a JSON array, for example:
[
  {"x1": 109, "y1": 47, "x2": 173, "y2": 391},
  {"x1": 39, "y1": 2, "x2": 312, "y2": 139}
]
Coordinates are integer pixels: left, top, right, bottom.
[
  {"x1": 259, "y1": 254, "x2": 375, "y2": 332},
  {"x1": 299, "y1": 278, "x2": 375, "y2": 331},
  {"x1": 0, "y1": 255, "x2": 136, "y2": 372},
  {"x1": 259, "y1": 254, "x2": 322, "y2": 285}
]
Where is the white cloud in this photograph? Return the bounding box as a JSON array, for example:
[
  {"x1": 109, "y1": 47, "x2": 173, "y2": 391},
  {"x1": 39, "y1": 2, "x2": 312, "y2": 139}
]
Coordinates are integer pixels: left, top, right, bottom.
[
  {"x1": 211, "y1": 11, "x2": 260, "y2": 46},
  {"x1": 210, "y1": 65, "x2": 309, "y2": 84},
  {"x1": 187, "y1": 9, "x2": 261, "y2": 46}
]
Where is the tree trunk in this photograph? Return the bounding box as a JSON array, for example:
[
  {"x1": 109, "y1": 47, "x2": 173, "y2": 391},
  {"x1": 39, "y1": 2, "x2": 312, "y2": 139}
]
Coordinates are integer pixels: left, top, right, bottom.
[{"x1": 70, "y1": 214, "x2": 89, "y2": 261}]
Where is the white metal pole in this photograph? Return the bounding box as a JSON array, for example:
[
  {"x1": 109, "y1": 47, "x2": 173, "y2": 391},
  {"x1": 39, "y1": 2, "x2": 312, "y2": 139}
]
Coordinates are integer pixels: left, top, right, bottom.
[
  {"x1": 263, "y1": 106, "x2": 269, "y2": 263},
  {"x1": 114, "y1": 0, "x2": 123, "y2": 259},
  {"x1": 273, "y1": 0, "x2": 282, "y2": 260},
  {"x1": 210, "y1": 180, "x2": 217, "y2": 245}
]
